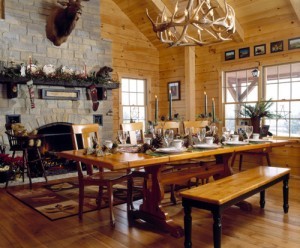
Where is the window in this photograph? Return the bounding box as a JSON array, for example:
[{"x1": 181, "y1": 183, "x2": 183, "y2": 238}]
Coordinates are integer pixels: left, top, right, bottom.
[
  {"x1": 223, "y1": 62, "x2": 300, "y2": 137},
  {"x1": 264, "y1": 63, "x2": 300, "y2": 137},
  {"x1": 121, "y1": 78, "x2": 147, "y2": 126},
  {"x1": 223, "y1": 69, "x2": 259, "y2": 131}
]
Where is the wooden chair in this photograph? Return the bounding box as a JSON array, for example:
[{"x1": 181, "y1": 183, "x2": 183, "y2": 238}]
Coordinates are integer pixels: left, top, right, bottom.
[
  {"x1": 121, "y1": 122, "x2": 144, "y2": 144},
  {"x1": 71, "y1": 123, "x2": 134, "y2": 226},
  {"x1": 155, "y1": 121, "x2": 180, "y2": 134},
  {"x1": 5, "y1": 124, "x2": 47, "y2": 189}
]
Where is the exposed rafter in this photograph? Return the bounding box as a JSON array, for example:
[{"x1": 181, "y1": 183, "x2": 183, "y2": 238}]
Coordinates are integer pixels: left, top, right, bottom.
[{"x1": 289, "y1": 0, "x2": 300, "y2": 21}]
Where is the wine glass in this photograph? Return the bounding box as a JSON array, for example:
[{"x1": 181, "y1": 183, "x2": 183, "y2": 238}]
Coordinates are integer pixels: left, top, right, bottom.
[
  {"x1": 118, "y1": 130, "x2": 128, "y2": 145},
  {"x1": 163, "y1": 129, "x2": 174, "y2": 147},
  {"x1": 222, "y1": 127, "x2": 230, "y2": 141},
  {"x1": 196, "y1": 127, "x2": 206, "y2": 143},
  {"x1": 245, "y1": 126, "x2": 253, "y2": 141}
]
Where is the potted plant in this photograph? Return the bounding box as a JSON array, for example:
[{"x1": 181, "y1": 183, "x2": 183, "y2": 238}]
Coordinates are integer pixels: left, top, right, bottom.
[{"x1": 240, "y1": 99, "x2": 281, "y2": 134}]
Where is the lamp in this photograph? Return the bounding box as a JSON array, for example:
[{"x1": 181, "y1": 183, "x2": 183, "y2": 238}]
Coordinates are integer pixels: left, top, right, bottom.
[
  {"x1": 146, "y1": 0, "x2": 236, "y2": 47},
  {"x1": 251, "y1": 68, "x2": 260, "y2": 78}
]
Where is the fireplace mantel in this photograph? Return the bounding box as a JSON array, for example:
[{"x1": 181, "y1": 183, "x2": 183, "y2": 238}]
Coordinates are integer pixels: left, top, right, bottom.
[{"x1": 0, "y1": 76, "x2": 119, "y2": 89}]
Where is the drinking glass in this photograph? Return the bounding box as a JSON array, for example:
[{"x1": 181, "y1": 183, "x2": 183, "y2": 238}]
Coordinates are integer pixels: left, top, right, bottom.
[
  {"x1": 185, "y1": 127, "x2": 194, "y2": 136},
  {"x1": 155, "y1": 128, "x2": 162, "y2": 138},
  {"x1": 222, "y1": 127, "x2": 230, "y2": 141},
  {"x1": 118, "y1": 130, "x2": 128, "y2": 145},
  {"x1": 196, "y1": 128, "x2": 206, "y2": 143},
  {"x1": 163, "y1": 129, "x2": 174, "y2": 147},
  {"x1": 245, "y1": 126, "x2": 253, "y2": 141}
]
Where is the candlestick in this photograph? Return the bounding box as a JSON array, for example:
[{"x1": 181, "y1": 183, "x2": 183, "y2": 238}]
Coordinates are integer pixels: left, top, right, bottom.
[
  {"x1": 212, "y1": 98, "x2": 215, "y2": 123},
  {"x1": 84, "y1": 63, "x2": 87, "y2": 78},
  {"x1": 155, "y1": 95, "x2": 158, "y2": 124},
  {"x1": 29, "y1": 56, "x2": 32, "y2": 73},
  {"x1": 204, "y1": 91, "x2": 207, "y2": 116},
  {"x1": 169, "y1": 90, "x2": 172, "y2": 120}
]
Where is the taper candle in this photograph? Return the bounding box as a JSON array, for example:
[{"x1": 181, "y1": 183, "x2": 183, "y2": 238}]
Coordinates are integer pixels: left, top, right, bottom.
[
  {"x1": 212, "y1": 98, "x2": 215, "y2": 123},
  {"x1": 155, "y1": 95, "x2": 158, "y2": 123},
  {"x1": 29, "y1": 56, "x2": 32, "y2": 73},
  {"x1": 169, "y1": 90, "x2": 172, "y2": 120},
  {"x1": 204, "y1": 91, "x2": 207, "y2": 116}
]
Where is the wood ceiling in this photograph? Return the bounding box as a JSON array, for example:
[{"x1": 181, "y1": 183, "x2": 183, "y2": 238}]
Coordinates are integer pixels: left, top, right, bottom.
[{"x1": 112, "y1": 0, "x2": 300, "y2": 49}]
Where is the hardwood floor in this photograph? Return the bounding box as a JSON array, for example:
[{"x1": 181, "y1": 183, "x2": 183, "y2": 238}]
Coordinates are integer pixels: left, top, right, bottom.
[{"x1": 0, "y1": 176, "x2": 299, "y2": 248}]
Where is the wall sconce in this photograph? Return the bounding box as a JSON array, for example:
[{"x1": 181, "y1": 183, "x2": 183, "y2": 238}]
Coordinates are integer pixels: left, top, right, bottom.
[
  {"x1": 252, "y1": 61, "x2": 261, "y2": 78},
  {"x1": 251, "y1": 68, "x2": 260, "y2": 78}
]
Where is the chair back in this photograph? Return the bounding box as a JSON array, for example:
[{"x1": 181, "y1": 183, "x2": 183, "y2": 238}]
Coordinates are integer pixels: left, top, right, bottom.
[
  {"x1": 71, "y1": 123, "x2": 100, "y2": 176},
  {"x1": 183, "y1": 120, "x2": 209, "y2": 130},
  {"x1": 121, "y1": 122, "x2": 144, "y2": 144},
  {"x1": 155, "y1": 121, "x2": 180, "y2": 134},
  {"x1": 5, "y1": 124, "x2": 27, "y2": 151}
]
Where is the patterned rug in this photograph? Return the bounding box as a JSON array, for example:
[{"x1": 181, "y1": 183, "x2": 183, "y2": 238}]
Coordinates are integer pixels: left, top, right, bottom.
[{"x1": 7, "y1": 181, "x2": 143, "y2": 221}]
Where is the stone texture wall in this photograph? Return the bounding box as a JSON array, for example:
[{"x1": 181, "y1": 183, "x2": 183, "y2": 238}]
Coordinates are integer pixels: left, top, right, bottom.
[{"x1": 0, "y1": 0, "x2": 114, "y2": 146}]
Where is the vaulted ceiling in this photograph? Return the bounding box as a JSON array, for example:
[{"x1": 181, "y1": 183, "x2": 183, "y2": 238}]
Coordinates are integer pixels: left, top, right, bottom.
[{"x1": 112, "y1": 0, "x2": 300, "y2": 49}]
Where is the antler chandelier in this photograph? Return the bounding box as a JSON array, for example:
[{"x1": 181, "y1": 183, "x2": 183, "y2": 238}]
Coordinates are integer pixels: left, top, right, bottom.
[{"x1": 146, "y1": 0, "x2": 236, "y2": 47}]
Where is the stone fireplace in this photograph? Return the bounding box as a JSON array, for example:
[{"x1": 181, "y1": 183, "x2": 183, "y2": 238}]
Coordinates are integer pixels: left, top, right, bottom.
[{"x1": 0, "y1": 0, "x2": 116, "y2": 148}]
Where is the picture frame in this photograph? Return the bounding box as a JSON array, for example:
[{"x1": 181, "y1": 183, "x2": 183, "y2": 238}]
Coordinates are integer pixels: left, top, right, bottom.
[
  {"x1": 239, "y1": 47, "x2": 250, "y2": 58},
  {"x1": 254, "y1": 44, "x2": 266, "y2": 56},
  {"x1": 270, "y1": 40, "x2": 283, "y2": 53},
  {"x1": 41, "y1": 88, "x2": 80, "y2": 100},
  {"x1": 288, "y1": 37, "x2": 300, "y2": 50},
  {"x1": 168, "y1": 81, "x2": 181, "y2": 101},
  {"x1": 225, "y1": 50, "x2": 235, "y2": 61}
]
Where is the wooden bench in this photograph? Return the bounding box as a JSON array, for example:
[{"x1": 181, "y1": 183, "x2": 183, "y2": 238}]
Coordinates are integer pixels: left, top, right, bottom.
[{"x1": 179, "y1": 166, "x2": 290, "y2": 248}]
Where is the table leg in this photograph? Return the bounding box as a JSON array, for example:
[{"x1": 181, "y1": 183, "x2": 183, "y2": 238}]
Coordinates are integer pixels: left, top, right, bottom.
[
  {"x1": 212, "y1": 209, "x2": 222, "y2": 248},
  {"x1": 184, "y1": 205, "x2": 192, "y2": 248},
  {"x1": 283, "y1": 177, "x2": 289, "y2": 213},
  {"x1": 260, "y1": 190, "x2": 266, "y2": 208},
  {"x1": 128, "y1": 164, "x2": 184, "y2": 238}
]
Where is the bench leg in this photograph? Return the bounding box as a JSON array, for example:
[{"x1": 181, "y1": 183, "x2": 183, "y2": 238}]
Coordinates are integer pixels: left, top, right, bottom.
[
  {"x1": 283, "y1": 178, "x2": 289, "y2": 213},
  {"x1": 184, "y1": 206, "x2": 192, "y2": 248},
  {"x1": 260, "y1": 190, "x2": 265, "y2": 208},
  {"x1": 212, "y1": 210, "x2": 222, "y2": 248}
]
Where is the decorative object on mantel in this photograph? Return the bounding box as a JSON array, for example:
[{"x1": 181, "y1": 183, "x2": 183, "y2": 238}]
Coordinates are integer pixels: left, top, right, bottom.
[
  {"x1": 27, "y1": 80, "x2": 35, "y2": 109},
  {"x1": 146, "y1": 0, "x2": 236, "y2": 47},
  {"x1": 88, "y1": 84, "x2": 99, "y2": 111},
  {"x1": 0, "y1": 60, "x2": 119, "y2": 88},
  {"x1": 240, "y1": 98, "x2": 282, "y2": 134},
  {"x1": 45, "y1": 0, "x2": 90, "y2": 46}
]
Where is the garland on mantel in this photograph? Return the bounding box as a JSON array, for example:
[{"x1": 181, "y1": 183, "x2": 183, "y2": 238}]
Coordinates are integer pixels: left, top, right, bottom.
[{"x1": 0, "y1": 60, "x2": 119, "y2": 86}]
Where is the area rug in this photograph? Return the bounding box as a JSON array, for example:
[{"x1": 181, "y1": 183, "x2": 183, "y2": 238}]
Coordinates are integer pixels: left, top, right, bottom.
[{"x1": 7, "y1": 181, "x2": 143, "y2": 221}]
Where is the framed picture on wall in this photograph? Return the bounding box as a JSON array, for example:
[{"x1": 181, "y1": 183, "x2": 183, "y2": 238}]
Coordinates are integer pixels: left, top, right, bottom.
[
  {"x1": 288, "y1": 37, "x2": 300, "y2": 50},
  {"x1": 239, "y1": 47, "x2": 250, "y2": 58},
  {"x1": 254, "y1": 44, "x2": 266, "y2": 56},
  {"x1": 225, "y1": 50, "x2": 235, "y2": 61},
  {"x1": 168, "y1": 81, "x2": 180, "y2": 101},
  {"x1": 270, "y1": 40, "x2": 283, "y2": 53}
]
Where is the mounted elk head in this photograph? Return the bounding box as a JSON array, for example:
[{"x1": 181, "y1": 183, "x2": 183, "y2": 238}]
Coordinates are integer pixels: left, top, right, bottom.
[{"x1": 46, "y1": 0, "x2": 89, "y2": 46}]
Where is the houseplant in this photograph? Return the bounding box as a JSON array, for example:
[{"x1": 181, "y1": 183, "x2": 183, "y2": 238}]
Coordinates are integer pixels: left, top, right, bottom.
[{"x1": 240, "y1": 99, "x2": 281, "y2": 134}]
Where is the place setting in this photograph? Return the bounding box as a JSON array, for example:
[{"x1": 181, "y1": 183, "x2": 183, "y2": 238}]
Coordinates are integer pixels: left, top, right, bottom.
[{"x1": 155, "y1": 129, "x2": 188, "y2": 154}]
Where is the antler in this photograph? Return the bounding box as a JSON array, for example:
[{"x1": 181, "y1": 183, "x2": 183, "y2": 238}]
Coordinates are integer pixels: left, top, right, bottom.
[{"x1": 146, "y1": 0, "x2": 235, "y2": 47}]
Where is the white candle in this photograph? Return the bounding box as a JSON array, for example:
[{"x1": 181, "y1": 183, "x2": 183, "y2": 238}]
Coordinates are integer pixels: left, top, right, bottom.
[{"x1": 29, "y1": 56, "x2": 32, "y2": 73}]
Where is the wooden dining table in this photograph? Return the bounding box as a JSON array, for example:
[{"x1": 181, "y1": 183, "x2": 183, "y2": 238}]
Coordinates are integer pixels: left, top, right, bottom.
[{"x1": 58, "y1": 139, "x2": 293, "y2": 238}]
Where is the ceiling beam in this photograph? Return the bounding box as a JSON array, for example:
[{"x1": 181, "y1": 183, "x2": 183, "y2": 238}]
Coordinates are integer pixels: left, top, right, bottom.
[{"x1": 289, "y1": 0, "x2": 300, "y2": 21}]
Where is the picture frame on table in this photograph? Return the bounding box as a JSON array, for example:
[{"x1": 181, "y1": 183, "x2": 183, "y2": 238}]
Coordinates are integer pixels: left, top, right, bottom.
[
  {"x1": 225, "y1": 50, "x2": 235, "y2": 61},
  {"x1": 270, "y1": 40, "x2": 283, "y2": 53},
  {"x1": 239, "y1": 47, "x2": 250, "y2": 58},
  {"x1": 288, "y1": 37, "x2": 300, "y2": 50},
  {"x1": 168, "y1": 81, "x2": 181, "y2": 101},
  {"x1": 254, "y1": 44, "x2": 266, "y2": 56}
]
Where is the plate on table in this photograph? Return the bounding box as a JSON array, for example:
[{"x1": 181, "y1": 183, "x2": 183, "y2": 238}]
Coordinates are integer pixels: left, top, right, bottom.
[
  {"x1": 155, "y1": 147, "x2": 187, "y2": 154},
  {"x1": 224, "y1": 141, "x2": 249, "y2": 146},
  {"x1": 248, "y1": 139, "x2": 270, "y2": 143},
  {"x1": 193, "y1": 144, "x2": 222, "y2": 149},
  {"x1": 118, "y1": 144, "x2": 138, "y2": 148}
]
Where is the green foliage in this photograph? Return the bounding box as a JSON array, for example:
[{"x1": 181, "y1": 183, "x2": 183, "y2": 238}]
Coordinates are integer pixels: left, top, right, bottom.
[{"x1": 240, "y1": 99, "x2": 282, "y2": 119}]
